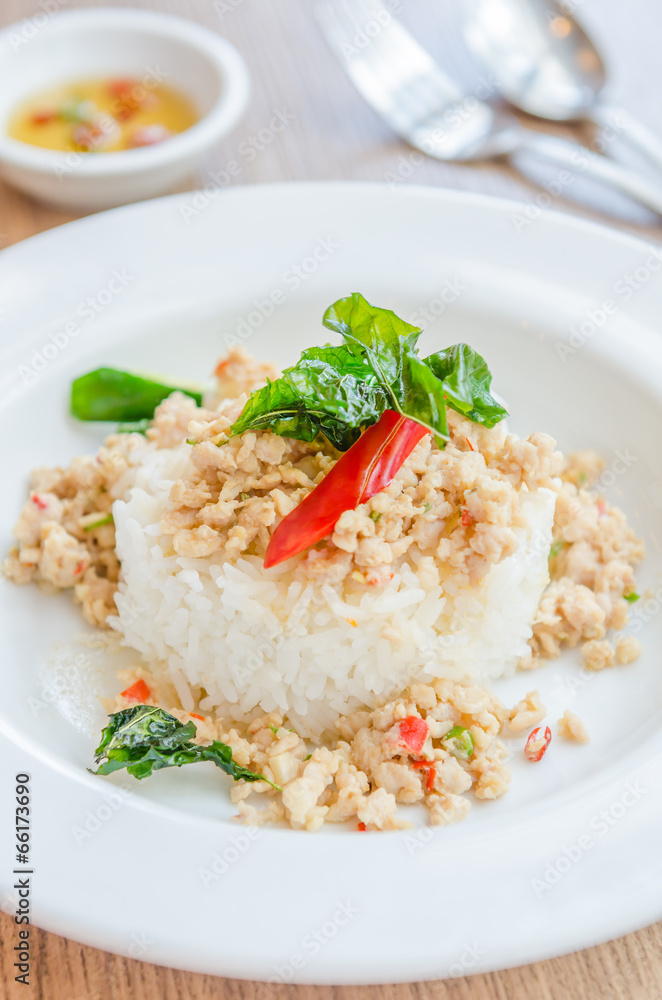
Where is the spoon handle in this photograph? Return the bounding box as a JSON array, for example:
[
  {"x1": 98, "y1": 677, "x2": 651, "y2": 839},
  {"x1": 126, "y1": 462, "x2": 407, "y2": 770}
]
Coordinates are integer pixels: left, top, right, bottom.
[
  {"x1": 509, "y1": 130, "x2": 662, "y2": 217},
  {"x1": 590, "y1": 103, "x2": 662, "y2": 175}
]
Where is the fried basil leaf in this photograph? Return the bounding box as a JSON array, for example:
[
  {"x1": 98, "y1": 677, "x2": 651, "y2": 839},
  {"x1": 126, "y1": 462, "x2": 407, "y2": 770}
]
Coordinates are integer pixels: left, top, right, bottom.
[
  {"x1": 229, "y1": 294, "x2": 505, "y2": 450},
  {"x1": 323, "y1": 293, "x2": 449, "y2": 443},
  {"x1": 230, "y1": 344, "x2": 387, "y2": 450},
  {"x1": 425, "y1": 344, "x2": 508, "y2": 428},
  {"x1": 90, "y1": 705, "x2": 274, "y2": 785}
]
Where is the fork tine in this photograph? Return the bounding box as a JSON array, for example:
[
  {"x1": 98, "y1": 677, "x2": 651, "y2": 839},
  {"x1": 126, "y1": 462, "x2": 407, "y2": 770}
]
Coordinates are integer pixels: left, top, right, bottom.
[
  {"x1": 316, "y1": 0, "x2": 463, "y2": 138},
  {"x1": 315, "y1": 1, "x2": 404, "y2": 125},
  {"x1": 367, "y1": 19, "x2": 461, "y2": 120}
]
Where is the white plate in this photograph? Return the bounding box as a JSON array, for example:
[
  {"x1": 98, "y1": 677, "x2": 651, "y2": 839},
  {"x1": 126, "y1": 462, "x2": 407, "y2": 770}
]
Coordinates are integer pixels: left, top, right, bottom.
[{"x1": 1, "y1": 184, "x2": 662, "y2": 984}]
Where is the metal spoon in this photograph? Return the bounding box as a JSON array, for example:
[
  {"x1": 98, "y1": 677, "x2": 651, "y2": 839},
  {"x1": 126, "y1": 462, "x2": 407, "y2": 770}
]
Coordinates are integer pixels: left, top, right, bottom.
[
  {"x1": 460, "y1": 0, "x2": 662, "y2": 171},
  {"x1": 317, "y1": 0, "x2": 662, "y2": 217}
]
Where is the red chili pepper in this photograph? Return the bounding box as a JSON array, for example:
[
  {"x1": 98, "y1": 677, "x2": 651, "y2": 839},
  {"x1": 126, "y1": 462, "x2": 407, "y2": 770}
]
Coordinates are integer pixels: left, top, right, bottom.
[
  {"x1": 525, "y1": 725, "x2": 552, "y2": 762},
  {"x1": 461, "y1": 508, "x2": 473, "y2": 527},
  {"x1": 120, "y1": 678, "x2": 152, "y2": 703},
  {"x1": 108, "y1": 78, "x2": 135, "y2": 97},
  {"x1": 31, "y1": 493, "x2": 48, "y2": 510},
  {"x1": 411, "y1": 758, "x2": 436, "y2": 790},
  {"x1": 31, "y1": 110, "x2": 56, "y2": 125},
  {"x1": 357, "y1": 822, "x2": 367, "y2": 832},
  {"x1": 73, "y1": 560, "x2": 86, "y2": 576},
  {"x1": 465, "y1": 436, "x2": 474, "y2": 452},
  {"x1": 114, "y1": 103, "x2": 134, "y2": 122},
  {"x1": 397, "y1": 716, "x2": 429, "y2": 755},
  {"x1": 264, "y1": 411, "x2": 429, "y2": 568},
  {"x1": 190, "y1": 712, "x2": 205, "y2": 721}
]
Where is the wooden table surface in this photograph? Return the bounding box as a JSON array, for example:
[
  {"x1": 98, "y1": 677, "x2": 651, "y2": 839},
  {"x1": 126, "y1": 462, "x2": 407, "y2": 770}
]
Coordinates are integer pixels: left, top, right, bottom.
[{"x1": 2, "y1": 0, "x2": 662, "y2": 996}]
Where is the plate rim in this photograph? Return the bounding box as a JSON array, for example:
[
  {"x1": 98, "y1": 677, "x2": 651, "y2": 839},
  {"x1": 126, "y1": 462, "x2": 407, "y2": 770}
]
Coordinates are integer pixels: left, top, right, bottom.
[{"x1": 1, "y1": 181, "x2": 662, "y2": 984}]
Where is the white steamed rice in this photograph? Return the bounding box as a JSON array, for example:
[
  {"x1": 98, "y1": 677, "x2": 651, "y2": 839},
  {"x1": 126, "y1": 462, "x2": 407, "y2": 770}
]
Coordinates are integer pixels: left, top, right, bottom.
[{"x1": 110, "y1": 443, "x2": 556, "y2": 737}]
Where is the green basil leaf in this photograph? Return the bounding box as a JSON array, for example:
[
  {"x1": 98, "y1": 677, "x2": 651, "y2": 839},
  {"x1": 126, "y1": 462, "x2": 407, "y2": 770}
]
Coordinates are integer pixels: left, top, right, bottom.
[
  {"x1": 425, "y1": 344, "x2": 508, "y2": 428},
  {"x1": 90, "y1": 705, "x2": 272, "y2": 785},
  {"x1": 323, "y1": 293, "x2": 422, "y2": 384},
  {"x1": 229, "y1": 295, "x2": 504, "y2": 450},
  {"x1": 323, "y1": 293, "x2": 449, "y2": 443},
  {"x1": 231, "y1": 344, "x2": 387, "y2": 451},
  {"x1": 71, "y1": 368, "x2": 203, "y2": 422}
]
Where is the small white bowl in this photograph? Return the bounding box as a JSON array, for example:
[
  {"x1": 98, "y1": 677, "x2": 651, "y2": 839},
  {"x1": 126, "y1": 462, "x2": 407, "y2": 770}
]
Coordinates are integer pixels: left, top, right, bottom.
[{"x1": 0, "y1": 7, "x2": 250, "y2": 210}]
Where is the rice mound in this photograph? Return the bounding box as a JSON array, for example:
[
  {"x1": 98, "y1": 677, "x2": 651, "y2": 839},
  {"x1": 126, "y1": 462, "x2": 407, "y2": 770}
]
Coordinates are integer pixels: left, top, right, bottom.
[{"x1": 110, "y1": 444, "x2": 556, "y2": 737}]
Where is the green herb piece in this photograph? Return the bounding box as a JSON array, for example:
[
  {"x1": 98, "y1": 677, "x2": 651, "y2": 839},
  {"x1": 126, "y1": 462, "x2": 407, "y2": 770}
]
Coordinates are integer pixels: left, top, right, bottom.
[
  {"x1": 83, "y1": 513, "x2": 114, "y2": 532},
  {"x1": 304, "y1": 754, "x2": 312, "y2": 761},
  {"x1": 71, "y1": 367, "x2": 203, "y2": 423},
  {"x1": 424, "y1": 344, "x2": 508, "y2": 429},
  {"x1": 90, "y1": 705, "x2": 277, "y2": 787},
  {"x1": 230, "y1": 294, "x2": 506, "y2": 451},
  {"x1": 239, "y1": 492, "x2": 250, "y2": 501},
  {"x1": 117, "y1": 418, "x2": 152, "y2": 435},
  {"x1": 186, "y1": 438, "x2": 197, "y2": 446},
  {"x1": 231, "y1": 343, "x2": 385, "y2": 451},
  {"x1": 423, "y1": 503, "x2": 432, "y2": 513},
  {"x1": 369, "y1": 511, "x2": 381, "y2": 522},
  {"x1": 60, "y1": 97, "x2": 96, "y2": 122},
  {"x1": 441, "y1": 725, "x2": 474, "y2": 760},
  {"x1": 624, "y1": 592, "x2": 640, "y2": 603},
  {"x1": 269, "y1": 724, "x2": 279, "y2": 735},
  {"x1": 323, "y1": 294, "x2": 449, "y2": 445},
  {"x1": 549, "y1": 539, "x2": 565, "y2": 559}
]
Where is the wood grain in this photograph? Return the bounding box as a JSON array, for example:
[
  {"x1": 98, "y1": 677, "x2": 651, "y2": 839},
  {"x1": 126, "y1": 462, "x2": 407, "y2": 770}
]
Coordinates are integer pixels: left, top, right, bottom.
[
  {"x1": 1, "y1": 0, "x2": 661, "y2": 996},
  {"x1": 2, "y1": 910, "x2": 662, "y2": 1000}
]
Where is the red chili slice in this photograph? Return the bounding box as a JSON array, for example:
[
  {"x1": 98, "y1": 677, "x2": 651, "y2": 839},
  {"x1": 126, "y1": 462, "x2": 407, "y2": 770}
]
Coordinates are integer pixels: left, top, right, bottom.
[
  {"x1": 357, "y1": 822, "x2": 367, "y2": 832},
  {"x1": 31, "y1": 110, "x2": 56, "y2": 125},
  {"x1": 264, "y1": 411, "x2": 429, "y2": 568},
  {"x1": 73, "y1": 124, "x2": 105, "y2": 151},
  {"x1": 461, "y1": 508, "x2": 473, "y2": 527},
  {"x1": 525, "y1": 725, "x2": 552, "y2": 762},
  {"x1": 411, "y1": 758, "x2": 436, "y2": 790},
  {"x1": 190, "y1": 712, "x2": 205, "y2": 721},
  {"x1": 108, "y1": 78, "x2": 136, "y2": 97},
  {"x1": 120, "y1": 678, "x2": 152, "y2": 703},
  {"x1": 398, "y1": 716, "x2": 429, "y2": 755}
]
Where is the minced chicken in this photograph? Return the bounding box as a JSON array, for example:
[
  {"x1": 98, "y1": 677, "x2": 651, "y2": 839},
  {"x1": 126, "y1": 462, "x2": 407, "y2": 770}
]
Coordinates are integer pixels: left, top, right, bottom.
[{"x1": 3, "y1": 348, "x2": 646, "y2": 831}]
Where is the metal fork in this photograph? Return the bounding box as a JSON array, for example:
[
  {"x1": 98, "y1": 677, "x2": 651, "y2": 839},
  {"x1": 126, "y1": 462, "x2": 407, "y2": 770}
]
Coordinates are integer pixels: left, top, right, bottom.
[{"x1": 316, "y1": 0, "x2": 662, "y2": 216}]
